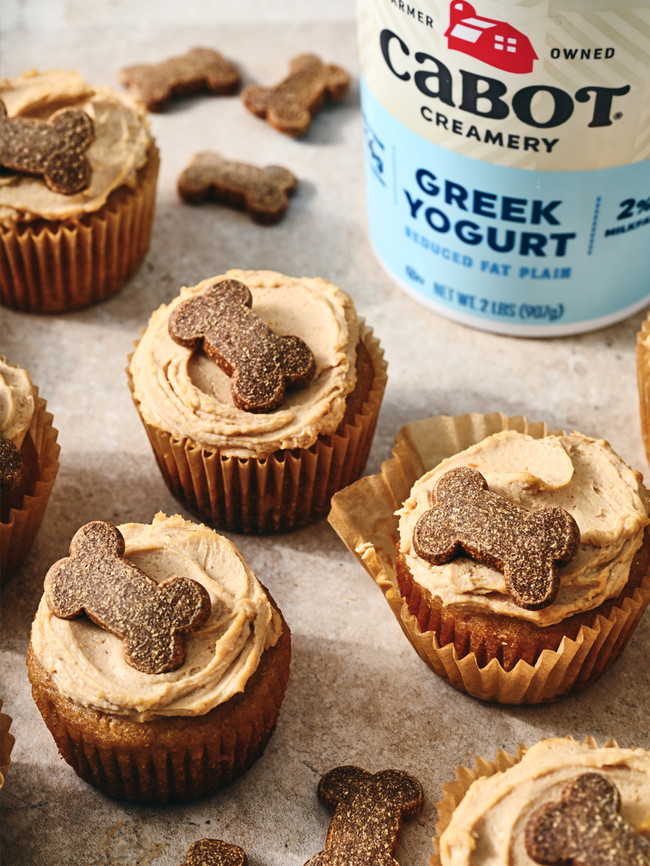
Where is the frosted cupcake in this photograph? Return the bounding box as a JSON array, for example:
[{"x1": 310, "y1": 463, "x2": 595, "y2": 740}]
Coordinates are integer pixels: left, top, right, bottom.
[
  {"x1": 0, "y1": 69, "x2": 159, "y2": 312},
  {"x1": 27, "y1": 513, "x2": 291, "y2": 802},
  {"x1": 329, "y1": 413, "x2": 650, "y2": 704},
  {"x1": 128, "y1": 269, "x2": 387, "y2": 533},
  {"x1": 433, "y1": 738, "x2": 650, "y2": 865},
  {"x1": 1, "y1": 357, "x2": 59, "y2": 580}
]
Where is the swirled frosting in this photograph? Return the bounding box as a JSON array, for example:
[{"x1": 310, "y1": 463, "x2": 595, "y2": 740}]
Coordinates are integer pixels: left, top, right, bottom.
[
  {"x1": 30, "y1": 513, "x2": 283, "y2": 721},
  {"x1": 439, "y1": 738, "x2": 650, "y2": 866},
  {"x1": 129, "y1": 269, "x2": 360, "y2": 457},
  {"x1": 0, "y1": 357, "x2": 35, "y2": 449},
  {"x1": 398, "y1": 430, "x2": 649, "y2": 626},
  {"x1": 0, "y1": 69, "x2": 153, "y2": 226}
]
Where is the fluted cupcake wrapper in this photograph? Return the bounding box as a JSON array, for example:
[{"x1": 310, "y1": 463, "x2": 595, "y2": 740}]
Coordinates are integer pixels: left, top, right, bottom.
[
  {"x1": 328, "y1": 412, "x2": 650, "y2": 705},
  {"x1": 128, "y1": 323, "x2": 387, "y2": 534},
  {"x1": 430, "y1": 736, "x2": 613, "y2": 866},
  {"x1": 27, "y1": 610, "x2": 291, "y2": 804},
  {"x1": 0, "y1": 702, "x2": 14, "y2": 791},
  {"x1": 0, "y1": 146, "x2": 159, "y2": 313},
  {"x1": 636, "y1": 313, "x2": 650, "y2": 464},
  {"x1": 1, "y1": 391, "x2": 60, "y2": 581}
]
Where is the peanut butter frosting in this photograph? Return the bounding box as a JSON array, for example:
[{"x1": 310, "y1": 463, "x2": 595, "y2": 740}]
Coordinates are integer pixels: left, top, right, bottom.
[
  {"x1": 0, "y1": 69, "x2": 153, "y2": 226},
  {"x1": 398, "y1": 430, "x2": 649, "y2": 626},
  {"x1": 129, "y1": 269, "x2": 360, "y2": 458},
  {"x1": 30, "y1": 513, "x2": 283, "y2": 721},
  {"x1": 438, "y1": 738, "x2": 650, "y2": 866},
  {"x1": 0, "y1": 357, "x2": 35, "y2": 449}
]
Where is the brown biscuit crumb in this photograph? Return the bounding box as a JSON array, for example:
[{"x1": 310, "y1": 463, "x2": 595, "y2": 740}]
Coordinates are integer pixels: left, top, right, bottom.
[
  {"x1": 0, "y1": 436, "x2": 25, "y2": 522},
  {"x1": 168, "y1": 278, "x2": 315, "y2": 413},
  {"x1": 412, "y1": 466, "x2": 580, "y2": 610},
  {"x1": 178, "y1": 152, "x2": 298, "y2": 225},
  {"x1": 304, "y1": 765, "x2": 423, "y2": 865},
  {"x1": 44, "y1": 521, "x2": 211, "y2": 674},
  {"x1": 120, "y1": 47, "x2": 241, "y2": 111},
  {"x1": 242, "y1": 53, "x2": 350, "y2": 137},
  {"x1": 525, "y1": 772, "x2": 650, "y2": 865},
  {"x1": 0, "y1": 100, "x2": 94, "y2": 195},
  {"x1": 182, "y1": 839, "x2": 247, "y2": 866}
]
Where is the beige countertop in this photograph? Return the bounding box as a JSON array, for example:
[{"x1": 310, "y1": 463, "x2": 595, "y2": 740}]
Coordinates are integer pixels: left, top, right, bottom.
[{"x1": 1, "y1": 3, "x2": 649, "y2": 865}]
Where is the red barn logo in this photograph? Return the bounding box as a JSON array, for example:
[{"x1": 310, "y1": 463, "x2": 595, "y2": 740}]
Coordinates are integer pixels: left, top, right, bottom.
[{"x1": 445, "y1": 1, "x2": 538, "y2": 73}]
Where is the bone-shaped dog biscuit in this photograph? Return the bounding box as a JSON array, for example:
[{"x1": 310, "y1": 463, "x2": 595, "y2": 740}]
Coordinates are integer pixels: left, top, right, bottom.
[
  {"x1": 304, "y1": 765, "x2": 423, "y2": 866},
  {"x1": 525, "y1": 773, "x2": 650, "y2": 865},
  {"x1": 181, "y1": 839, "x2": 248, "y2": 866},
  {"x1": 168, "y1": 278, "x2": 316, "y2": 413},
  {"x1": 412, "y1": 466, "x2": 580, "y2": 610},
  {"x1": 44, "y1": 521, "x2": 211, "y2": 674},
  {"x1": 120, "y1": 47, "x2": 240, "y2": 112},
  {"x1": 0, "y1": 100, "x2": 94, "y2": 195},
  {"x1": 178, "y1": 152, "x2": 298, "y2": 224},
  {"x1": 242, "y1": 53, "x2": 350, "y2": 137}
]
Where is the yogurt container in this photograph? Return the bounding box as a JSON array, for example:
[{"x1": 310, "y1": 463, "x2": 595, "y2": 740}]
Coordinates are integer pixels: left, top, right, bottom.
[{"x1": 358, "y1": 0, "x2": 650, "y2": 335}]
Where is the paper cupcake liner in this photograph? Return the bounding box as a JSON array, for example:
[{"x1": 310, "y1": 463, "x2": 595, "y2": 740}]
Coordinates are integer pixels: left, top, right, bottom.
[
  {"x1": 430, "y1": 736, "x2": 614, "y2": 866},
  {"x1": 637, "y1": 313, "x2": 650, "y2": 464},
  {"x1": 128, "y1": 323, "x2": 388, "y2": 534},
  {"x1": 27, "y1": 610, "x2": 291, "y2": 803},
  {"x1": 0, "y1": 145, "x2": 159, "y2": 313},
  {"x1": 1, "y1": 391, "x2": 60, "y2": 582},
  {"x1": 328, "y1": 412, "x2": 650, "y2": 704},
  {"x1": 0, "y1": 702, "x2": 15, "y2": 791}
]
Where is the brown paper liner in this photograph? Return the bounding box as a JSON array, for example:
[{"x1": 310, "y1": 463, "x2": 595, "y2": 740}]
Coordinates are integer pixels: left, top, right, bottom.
[
  {"x1": 637, "y1": 313, "x2": 650, "y2": 464},
  {"x1": 27, "y1": 604, "x2": 291, "y2": 803},
  {"x1": 1, "y1": 391, "x2": 60, "y2": 581},
  {"x1": 328, "y1": 412, "x2": 650, "y2": 704},
  {"x1": 0, "y1": 702, "x2": 14, "y2": 790},
  {"x1": 0, "y1": 145, "x2": 159, "y2": 313},
  {"x1": 128, "y1": 322, "x2": 388, "y2": 533},
  {"x1": 430, "y1": 736, "x2": 616, "y2": 866}
]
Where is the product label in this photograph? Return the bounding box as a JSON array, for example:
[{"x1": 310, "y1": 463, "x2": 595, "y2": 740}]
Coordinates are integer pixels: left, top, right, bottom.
[{"x1": 359, "y1": 0, "x2": 650, "y2": 332}]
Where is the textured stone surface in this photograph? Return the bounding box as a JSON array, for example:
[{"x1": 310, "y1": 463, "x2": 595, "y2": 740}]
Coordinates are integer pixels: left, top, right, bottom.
[{"x1": 1, "y1": 4, "x2": 649, "y2": 866}]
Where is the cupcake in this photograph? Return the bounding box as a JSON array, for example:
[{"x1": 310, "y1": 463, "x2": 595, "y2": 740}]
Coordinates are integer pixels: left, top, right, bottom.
[
  {"x1": 433, "y1": 737, "x2": 650, "y2": 865},
  {"x1": 329, "y1": 413, "x2": 650, "y2": 704},
  {"x1": 1, "y1": 357, "x2": 59, "y2": 581},
  {"x1": 27, "y1": 512, "x2": 291, "y2": 803},
  {"x1": 128, "y1": 269, "x2": 387, "y2": 533},
  {"x1": 637, "y1": 312, "x2": 650, "y2": 464},
  {"x1": 0, "y1": 69, "x2": 159, "y2": 312}
]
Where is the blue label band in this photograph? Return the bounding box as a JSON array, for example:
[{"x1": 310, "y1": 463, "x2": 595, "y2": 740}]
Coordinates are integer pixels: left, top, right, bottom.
[{"x1": 361, "y1": 76, "x2": 650, "y2": 330}]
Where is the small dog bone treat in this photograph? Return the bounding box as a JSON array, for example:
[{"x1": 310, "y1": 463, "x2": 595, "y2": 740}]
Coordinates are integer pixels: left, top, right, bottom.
[
  {"x1": 168, "y1": 278, "x2": 316, "y2": 412},
  {"x1": 120, "y1": 47, "x2": 240, "y2": 112},
  {"x1": 412, "y1": 466, "x2": 580, "y2": 610},
  {"x1": 45, "y1": 521, "x2": 211, "y2": 674},
  {"x1": 182, "y1": 839, "x2": 248, "y2": 866},
  {"x1": 178, "y1": 151, "x2": 298, "y2": 225},
  {"x1": 304, "y1": 765, "x2": 423, "y2": 866},
  {"x1": 525, "y1": 773, "x2": 650, "y2": 865},
  {"x1": 242, "y1": 53, "x2": 350, "y2": 137},
  {"x1": 0, "y1": 99, "x2": 94, "y2": 195}
]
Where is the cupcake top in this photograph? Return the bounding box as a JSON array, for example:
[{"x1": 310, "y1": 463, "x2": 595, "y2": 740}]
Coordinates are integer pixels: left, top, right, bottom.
[
  {"x1": 30, "y1": 512, "x2": 283, "y2": 721},
  {"x1": 0, "y1": 69, "x2": 153, "y2": 226},
  {"x1": 129, "y1": 269, "x2": 360, "y2": 457},
  {"x1": 438, "y1": 738, "x2": 650, "y2": 866},
  {"x1": 0, "y1": 357, "x2": 35, "y2": 449},
  {"x1": 397, "y1": 430, "x2": 649, "y2": 627}
]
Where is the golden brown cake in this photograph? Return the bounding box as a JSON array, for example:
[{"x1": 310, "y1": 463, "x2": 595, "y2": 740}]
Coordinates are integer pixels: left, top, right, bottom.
[
  {"x1": 433, "y1": 738, "x2": 650, "y2": 865},
  {"x1": 0, "y1": 69, "x2": 159, "y2": 312},
  {"x1": 128, "y1": 269, "x2": 387, "y2": 533},
  {"x1": 27, "y1": 513, "x2": 291, "y2": 803},
  {"x1": 0, "y1": 357, "x2": 59, "y2": 581},
  {"x1": 329, "y1": 413, "x2": 650, "y2": 704}
]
